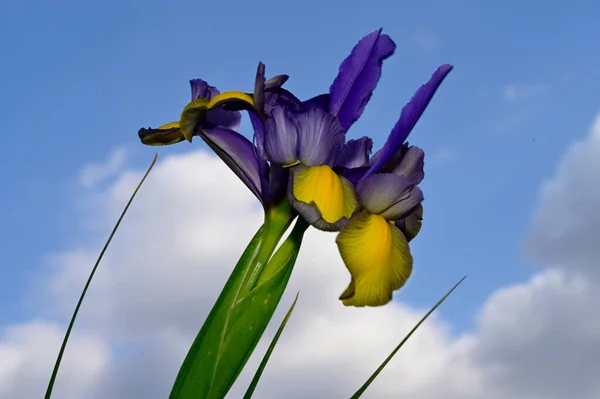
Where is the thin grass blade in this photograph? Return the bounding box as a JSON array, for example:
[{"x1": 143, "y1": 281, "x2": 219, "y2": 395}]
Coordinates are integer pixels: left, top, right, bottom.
[
  {"x1": 350, "y1": 276, "x2": 467, "y2": 399},
  {"x1": 243, "y1": 292, "x2": 300, "y2": 399},
  {"x1": 44, "y1": 153, "x2": 159, "y2": 399}
]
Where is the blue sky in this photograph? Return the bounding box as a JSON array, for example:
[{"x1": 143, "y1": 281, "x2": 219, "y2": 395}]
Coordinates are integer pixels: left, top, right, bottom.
[{"x1": 2, "y1": 0, "x2": 600, "y2": 333}]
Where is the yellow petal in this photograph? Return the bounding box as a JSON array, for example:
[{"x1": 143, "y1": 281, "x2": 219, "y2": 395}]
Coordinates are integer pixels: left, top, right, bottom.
[
  {"x1": 179, "y1": 91, "x2": 255, "y2": 142},
  {"x1": 158, "y1": 121, "x2": 181, "y2": 129},
  {"x1": 207, "y1": 91, "x2": 254, "y2": 109},
  {"x1": 179, "y1": 98, "x2": 210, "y2": 143},
  {"x1": 292, "y1": 165, "x2": 358, "y2": 224},
  {"x1": 139, "y1": 121, "x2": 185, "y2": 146},
  {"x1": 336, "y1": 212, "x2": 413, "y2": 307}
]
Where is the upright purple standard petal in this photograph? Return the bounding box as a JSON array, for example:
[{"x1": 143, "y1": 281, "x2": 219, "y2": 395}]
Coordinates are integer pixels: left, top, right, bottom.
[
  {"x1": 264, "y1": 106, "x2": 300, "y2": 165},
  {"x1": 190, "y1": 79, "x2": 219, "y2": 100},
  {"x1": 296, "y1": 107, "x2": 345, "y2": 167},
  {"x1": 335, "y1": 137, "x2": 373, "y2": 168},
  {"x1": 253, "y1": 62, "x2": 267, "y2": 114},
  {"x1": 362, "y1": 64, "x2": 453, "y2": 180},
  {"x1": 329, "y1": 29, "x2": 396, "y2": 130},
  {"x1": 201, "y1": 127, "x2": 263, "y2": 203}
]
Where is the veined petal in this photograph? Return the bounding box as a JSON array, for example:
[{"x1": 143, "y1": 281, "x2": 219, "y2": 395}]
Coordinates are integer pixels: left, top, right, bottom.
[
  {"x1": 138, "y1": 121, "x2": 186, "y2": 146},
  {"x1": 329, "y1": 29, "x2": 396, "y2": 130},
  {"x1": 296, "y1": 107, "x2": 345, "y2": 167},
  {"x1": 180, "y1": 91, "x2": 254, "y2": 142},
  {"x1": 290, "y1": 165, "x2": 358, "y2": 231},
  {"x1": 395, "y1": 205, "x2": 423, "y2": 242},
  {"x1": 336, "y1": 212, "x2": 412, "y2": 307},
  {"x1": 335, "y1": 137, "x2": 373, "y2": 168},
  {"x1": 264, "y1": 106, "x2": 299, "y2": 165},
  {"x1": 393, "y1": 145, "x2": 424, "y2": 184},
  {"x1": 362, "y1": 64, "x2": 453, "y2": 179},
  {"x1": 190, "y1": 79, "x2": 219, "y2": 100},
  {"x1": 357, "y1": 173, "x2": 423, "y2": 221},
  {"x1": 202, "y1": 127, "x2": 263, "y2": 203}
]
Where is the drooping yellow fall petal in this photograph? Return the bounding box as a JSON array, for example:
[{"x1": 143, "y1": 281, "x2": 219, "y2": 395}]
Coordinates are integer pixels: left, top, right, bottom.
[
  {"x1": 179, "y1": 91, "x2": 255, "y2": 142},
  {"x1": 336, "y1": 212, "x2": 413, "y2": 307},
  {"x1": 138, "y1": 121, "x2": 185, "y2": 146},
  {"x1": 292, "y1": 165, "x2": 358, "y2": 224}
]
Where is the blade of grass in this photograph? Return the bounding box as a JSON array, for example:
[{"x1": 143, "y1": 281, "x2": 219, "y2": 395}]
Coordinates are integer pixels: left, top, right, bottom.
[
  {"x1": 243, "y1": 291, "x2": 300, "y2": 399},
  {"x1": 350, "y1": 275, "x2": 467, "y2": 399},
  {"x1": 44, "y1": 153, "x2": 159, "y2": 399}
]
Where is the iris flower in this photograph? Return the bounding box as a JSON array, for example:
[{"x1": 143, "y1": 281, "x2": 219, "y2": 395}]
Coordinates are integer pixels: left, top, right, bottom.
[
  {"x1": 138, "y1": 70, "x2": 291, "y2": 208},
  {"x1": 138, "y1": 29, "x2": 452, "y2": 307}
]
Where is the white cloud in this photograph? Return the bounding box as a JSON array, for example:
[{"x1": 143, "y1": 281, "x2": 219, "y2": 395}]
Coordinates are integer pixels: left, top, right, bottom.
[
  {"x1": 4, "y1": 111, "x2": 600, "y2": 399},
  {"x1": 79, "y1": 148, "x2": 127, "y2": 188},
  {"x1": 503, "y1": 84, "x2": 550, "y2": 101},
  {"x1": 524, "y1": 114, "x2": 600, "y2": 278},
  {"x1": 0, "y1": 321, "x2": 108, "y2": 398}
]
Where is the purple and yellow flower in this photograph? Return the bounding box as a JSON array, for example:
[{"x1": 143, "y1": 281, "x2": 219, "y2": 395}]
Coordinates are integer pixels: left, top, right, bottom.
[
  {"x1": 137, "y1": 29, "x2": 452, "y2": 308},
  {"x1": 249, "y1": 29, "x2": 397, "y2": 232},
  {"x1": 332, "y1": 64, "x2": 452, "y2": 307},
  {"x1": 138, "y1": 70, "x2": 291, "y2": 208}
]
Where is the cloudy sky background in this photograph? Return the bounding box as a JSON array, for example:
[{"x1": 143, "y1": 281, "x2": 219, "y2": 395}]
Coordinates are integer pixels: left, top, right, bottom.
[{"x1": 2, "y1": 0, "x2": 600, "y2": 398}]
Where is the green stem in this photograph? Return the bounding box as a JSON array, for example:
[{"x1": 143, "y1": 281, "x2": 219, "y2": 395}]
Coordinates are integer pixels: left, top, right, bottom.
[{"x1": 240, "y1": 200, "x2": 295, "y2": 294}]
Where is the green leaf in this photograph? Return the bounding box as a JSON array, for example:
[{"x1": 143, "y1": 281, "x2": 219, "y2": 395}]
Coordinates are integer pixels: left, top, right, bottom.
[
  {"x1": 243, "y1": 292, "x2": 300, "y2": 399},
  {"x1": 45, "y1": 153, "x2": 159, "y2": 399},
  {"x1": 350, "y1": 276, "x2": 467, "y2": 399},
  {"x1": 169, "y1": 212, "x2": 308, "y2": 399}
]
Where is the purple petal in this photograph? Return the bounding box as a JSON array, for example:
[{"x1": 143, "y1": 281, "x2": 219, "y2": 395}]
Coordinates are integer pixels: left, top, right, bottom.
[
  {"x1": 264, "y1": 106, "x2": 299, "y2": 165},
  {"x1": 393, "y1": 145, "x2": 424, "y2": 184},
  {"x1": 362, "y1": 64, "x2": 453, "y2": 180},
  {"x1": 190, "y1": 79, "x2": 219, "y2": 100},
  {"x1": 268, "y1": 164, "x2": 289, "y2": 206},
  {"x1": 335, "y1": 137, "x2": 373, "y2": 168},
  {"x1": 395, "y1": 204, "x2": 423, "y2": 242},
  {"x1": 303, "y1": 94, "x2": 330, "y2": 111},
  {"x1": 253, "y1": 62, "x2": 267, "y2": 114},
  {"x1": 274, "y1": 89, "x2": 304, "y2": 112},
  {"x1": 249, "y1": 112, "x2": 271, "y2": 206},
  {"x1": 295, "y1": 107, "x2": 345, "y2": 167},
  {"x1": 204, "y1": 107, "x2": 242, "y2": 131},
  {"x1": 264, "y1": 74, "x2": 289, "y2": 91},
  {"x1": 201, "y1": 127, "x2": 263, "y2": 203},
  {"x1": 357, "y1": 173, "x2": 423, "y2": 220},
  {"x1": 336, "y1": 166, "x2": 371, "y2": 185},
  {"x1": 329, "y1": 29, "x2": 396, "y2": 130}
]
